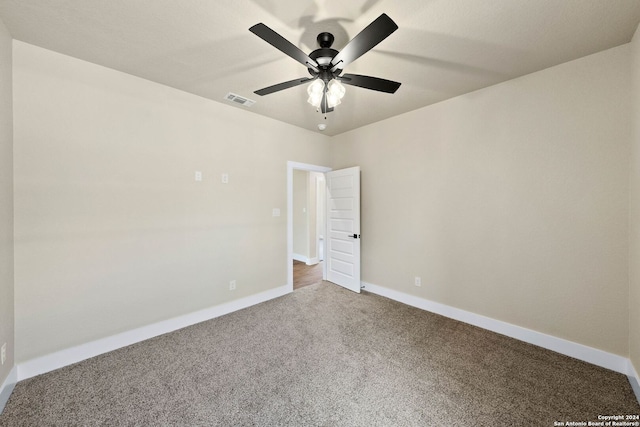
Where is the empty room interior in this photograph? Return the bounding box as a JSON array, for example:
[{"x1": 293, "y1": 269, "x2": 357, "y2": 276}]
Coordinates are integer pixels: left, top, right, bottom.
[{"x1": 1, "y1": 0, "x2": 640, "y2": 425}]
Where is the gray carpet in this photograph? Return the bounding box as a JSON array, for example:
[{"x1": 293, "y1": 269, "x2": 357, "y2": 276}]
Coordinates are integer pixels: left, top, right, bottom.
[{"x1": 1, "y1": 282, "x2": 638, "y2": 426}]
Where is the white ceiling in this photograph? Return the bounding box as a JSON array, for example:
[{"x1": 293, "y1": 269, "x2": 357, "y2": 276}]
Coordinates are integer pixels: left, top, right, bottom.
[{"x1": 1, "y1": 0, "x2": 639, "y2": 136}]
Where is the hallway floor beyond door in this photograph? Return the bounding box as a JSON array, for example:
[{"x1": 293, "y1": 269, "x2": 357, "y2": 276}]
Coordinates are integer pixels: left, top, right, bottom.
[{"x1": 293, "y1": 260, "x2": 323, "y2": 290}]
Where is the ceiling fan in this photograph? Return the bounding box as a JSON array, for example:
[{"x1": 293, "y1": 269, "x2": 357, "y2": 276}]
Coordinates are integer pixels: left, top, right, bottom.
[{"x1": 249, "y1": 14, "x2": 401, "y2": 114}]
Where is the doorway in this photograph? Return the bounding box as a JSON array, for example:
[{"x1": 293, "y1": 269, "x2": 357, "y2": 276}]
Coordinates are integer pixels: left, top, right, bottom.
[
  {"x1": 287, "y1": 161, "x2": 331, "y2": 292},
  {"x1": 292, "y1": 170, "x2": 326, "y2": 290}
]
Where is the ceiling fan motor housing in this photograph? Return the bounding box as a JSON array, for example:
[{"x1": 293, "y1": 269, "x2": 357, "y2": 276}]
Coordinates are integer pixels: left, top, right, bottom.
[
  {"x1": 309, "y1": 33, "x2": 340, "y2": 78},
  {"x1": 317, "y1": 32, "x2": 334, "y2": 48},
  {"x1": 309, "y1": 49, "x2": 339, "y2": 75}
]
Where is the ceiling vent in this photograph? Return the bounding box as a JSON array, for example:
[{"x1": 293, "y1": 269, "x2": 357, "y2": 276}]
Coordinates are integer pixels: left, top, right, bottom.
[{"x1": 224, "y1": 93, "x2": 256, "y2": 107}]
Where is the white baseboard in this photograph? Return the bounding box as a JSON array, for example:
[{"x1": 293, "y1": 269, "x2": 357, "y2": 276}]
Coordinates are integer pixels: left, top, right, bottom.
[
  {"x1": 629, "y1": 360, "x2": 640, "y2": 404},
  {"x1": 292, "y1": 253, "x2": 309, "y2": 264},
  {"x1": 361, "y1": 281, "x2": 631, "y2": 376},
  {"x1": 0, "y1": 366, "x2": 17, "y2": 414},
  {"x1": 293, "y1": 253, "x2": 319, "y2": 265},
  {"x1": 17, "y1": 285, "x2": 290, "y2": 381}
]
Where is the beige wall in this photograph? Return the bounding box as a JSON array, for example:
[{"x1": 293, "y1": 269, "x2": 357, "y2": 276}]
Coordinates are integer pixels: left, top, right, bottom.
[
  {"x1": 0, "y1": 17, "x2": 14, "y2": 384},
  {"x1": 331, "y1": 45, "x2": 631, "y2": 356},
  {"x1": 12, "y1": 41, "x2": 331, "y2": 362},
  {"x1": 631, "y1": 25, "x2": 640, "y2": 378},
  {"x1": 307, "y1": 171, "x2": 324, "y2": 262},
  {"x1": 292, "y1": 170, "x2": 309, "y2": 259},
  {"x1": 292, "y1": 170, "x2": 324, "y2": 263}
]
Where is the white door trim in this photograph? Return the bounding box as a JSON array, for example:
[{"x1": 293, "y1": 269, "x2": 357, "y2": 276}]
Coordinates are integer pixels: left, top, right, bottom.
[{"x1": 287, "y1": 161, "x2": 332, "y2": 292}]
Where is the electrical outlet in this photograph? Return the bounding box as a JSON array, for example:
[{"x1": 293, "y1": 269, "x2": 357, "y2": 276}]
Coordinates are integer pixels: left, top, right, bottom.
[
  {"x1": 229, "y1": 280, "x2": 236, "y2": 291},
  {"x1": 414, "y1": 277, "x2": 422, "y2": 287},
  {"x1": 195, "y1": 171, "x2": 202, "y2": 182},
  {"x1": 221, "y1": 173, "x2": 229, "y2": 184},
  {"x1": 1, "y1": 342, "x2": 6, "y2": 365}
]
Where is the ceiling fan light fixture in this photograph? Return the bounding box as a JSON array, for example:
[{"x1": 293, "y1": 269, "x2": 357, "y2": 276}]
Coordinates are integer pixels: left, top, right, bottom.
[
  {"x1": 307, "y1": 94, "x2": 323, "y2": 108},
  {"x1": 327, "y1": 79, "x2": 346, "y2": 98},
  {"x1": 307, "y1": 79, "x2": 325, "y2": 108},
  {"x1": 326, "y1": 96, "x2": 341, "y2": 108},
  {"x1": 326, "y1": 79, "x2": 346, "y2": 108}
]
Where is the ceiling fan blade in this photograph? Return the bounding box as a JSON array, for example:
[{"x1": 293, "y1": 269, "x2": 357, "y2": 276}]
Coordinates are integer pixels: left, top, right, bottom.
[
  {"x1": 330, "y1": 13, "x2": 398, "y2": 70},
  {"x1": 254, "y1": 77, "x2": 316, "y2": 96},
  {"x1": 250, "y1": 23, "x2": 319, "y2": 71},
  {"x1": 339, "y1": 74, "x2": 401, "y2": 93}
]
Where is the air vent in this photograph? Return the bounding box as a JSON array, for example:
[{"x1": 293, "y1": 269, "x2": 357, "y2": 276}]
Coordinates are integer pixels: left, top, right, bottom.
[{"x1": 224, "y1": 93, "x2": 256, "y2": 107}]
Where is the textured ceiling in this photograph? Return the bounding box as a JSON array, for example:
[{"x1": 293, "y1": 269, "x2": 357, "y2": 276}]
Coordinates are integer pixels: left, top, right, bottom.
[{"x1": 1, "y1": 0, "x2": 640, "y2": 136}]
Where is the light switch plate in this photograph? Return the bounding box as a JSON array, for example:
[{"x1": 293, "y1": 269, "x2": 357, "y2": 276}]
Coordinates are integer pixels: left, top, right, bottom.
[{"x1": 221, "y1": 173, "x2": 229, "y2": 184}]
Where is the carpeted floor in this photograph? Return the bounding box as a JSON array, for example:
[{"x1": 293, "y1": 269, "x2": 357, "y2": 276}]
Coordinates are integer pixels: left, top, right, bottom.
[{"x1": 1, "y1": 282, "x2": 638, "y2": 426}]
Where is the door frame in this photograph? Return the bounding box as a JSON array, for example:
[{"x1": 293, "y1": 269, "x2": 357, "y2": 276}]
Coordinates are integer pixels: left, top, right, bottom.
[{"x1": 287, "y1": 161, "x2": 332, "y2": 292}]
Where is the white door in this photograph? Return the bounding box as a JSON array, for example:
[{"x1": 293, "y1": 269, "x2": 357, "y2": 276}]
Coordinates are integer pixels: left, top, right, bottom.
[{"x1": 325, "y1": 166, "x2": 361, "y2": 293}]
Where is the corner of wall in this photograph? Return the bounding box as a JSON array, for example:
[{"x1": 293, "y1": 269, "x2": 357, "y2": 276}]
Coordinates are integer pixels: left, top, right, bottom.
[
  {"x1": 629, "y1": 22, "x2": 640, "y2": 403},
  {"x1": 0, "y1": 14, "x2": 15, "y2": 413},
  {"x1": 629, "y1": 363, "x2": 640, "y2": 404},
  {"x1": 0, "y1": 366, "x2": 17, "y2": 414}
]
